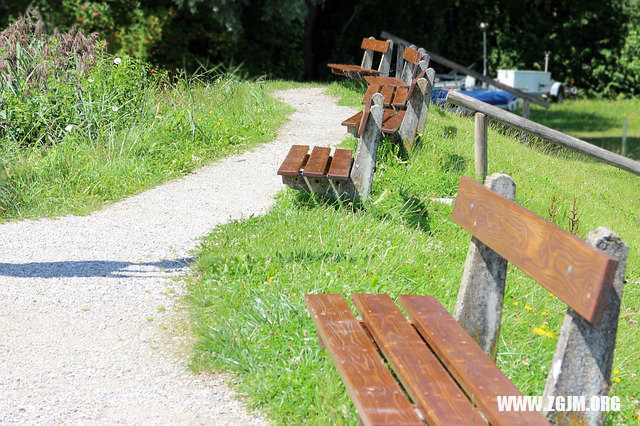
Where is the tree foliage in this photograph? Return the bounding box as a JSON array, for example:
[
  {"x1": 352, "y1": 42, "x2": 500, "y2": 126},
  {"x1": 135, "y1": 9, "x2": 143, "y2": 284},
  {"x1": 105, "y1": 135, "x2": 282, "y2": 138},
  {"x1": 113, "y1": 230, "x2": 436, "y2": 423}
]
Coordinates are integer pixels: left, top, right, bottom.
[{"x1": 1, "y1": 0, "x2": 638, "y2": 96}]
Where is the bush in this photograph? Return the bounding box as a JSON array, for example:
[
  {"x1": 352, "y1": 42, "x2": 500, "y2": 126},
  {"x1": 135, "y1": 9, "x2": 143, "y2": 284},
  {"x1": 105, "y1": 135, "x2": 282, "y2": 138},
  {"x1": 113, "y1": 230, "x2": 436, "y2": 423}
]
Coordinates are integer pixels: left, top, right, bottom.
[{"x1": 0, "y1": 10, "x2": 157, "y2": 146}]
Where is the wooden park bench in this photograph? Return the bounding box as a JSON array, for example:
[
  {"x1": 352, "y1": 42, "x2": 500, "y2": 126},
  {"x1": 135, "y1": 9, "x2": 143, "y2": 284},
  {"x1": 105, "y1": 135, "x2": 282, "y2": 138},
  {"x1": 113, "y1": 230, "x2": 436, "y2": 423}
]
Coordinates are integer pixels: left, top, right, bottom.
[
  {"x1": 277, "y1": 47, "x2": 436, "y2": 202},
  {"x1": 341, "y1": 46, "x2": 435, "y2": 148},
  {"x1": 327, "y1": 37, "x2": 394, "y2": 79},
  {"x1": 306, "y1": 174, "x2": 628, "y2": 425}
]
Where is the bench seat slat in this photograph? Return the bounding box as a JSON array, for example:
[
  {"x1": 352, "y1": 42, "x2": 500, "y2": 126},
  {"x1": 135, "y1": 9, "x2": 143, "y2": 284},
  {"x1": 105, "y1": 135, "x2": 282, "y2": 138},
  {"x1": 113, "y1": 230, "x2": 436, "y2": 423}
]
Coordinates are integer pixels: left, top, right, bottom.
[
  {"x1": 277, "y1": 145, "x2": 309, "y2": 176},
  {"x1": 328, "y1": 64, "x2": 380, "y2": 76},
  {"x1": 305, "y1": 294, "x2": 422, "y2": 426},
  {"x1": 352, "y1": 293, "x2": 488, "y2": 425},
  {"x1": 382, "y1": 109, "x2": 405, "y2": 134},
  {"x1": 327, "y1": 149, "x2": 353, "y2": 181},
  {"x1": 364, "y1": 76, "x2": 410, "y2": 87},
  {"x1": 341, "y1": 111, "x2": 363, "y2": 129},
  {"x1": 380, "y1": 85, "x2": 394, "y2": 106},
  {"x1": 452, "y1": 176, "x2": 618, "y2": 323},
  {"x1": 392, "y1": 87, "x2": 410, "y2": 107},
  {"x1": 398, "y1": 295, "x2": 549, "y2": 426},
  {"x1": 302, "y1": 146, "x2": 332, "y2": 178}
]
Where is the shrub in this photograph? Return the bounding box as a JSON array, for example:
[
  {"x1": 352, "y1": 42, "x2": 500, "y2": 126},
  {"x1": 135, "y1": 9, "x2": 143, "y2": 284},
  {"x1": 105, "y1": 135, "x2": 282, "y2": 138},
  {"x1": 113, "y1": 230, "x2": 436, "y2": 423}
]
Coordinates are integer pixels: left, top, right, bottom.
[{"x1": 0, "y1": 10, "x2": 157, "y2": 146}]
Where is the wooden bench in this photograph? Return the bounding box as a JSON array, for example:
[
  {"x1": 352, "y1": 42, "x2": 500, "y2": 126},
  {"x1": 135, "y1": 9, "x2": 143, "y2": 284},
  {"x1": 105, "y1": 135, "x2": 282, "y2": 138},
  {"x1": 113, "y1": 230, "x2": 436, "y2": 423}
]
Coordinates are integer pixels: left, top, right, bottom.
[
  {"x1": 306, "y1": 174, "x2": 628, "y2": 425},
  {"x1": 277, "y1": 145, "x2": 355, "y2": 199},
  {"x1": 341, "y1": 46, "x2": 435, "y2": 148},
  {"x1": 327, "y1": 37, "x2": 394, "y2": 79}
]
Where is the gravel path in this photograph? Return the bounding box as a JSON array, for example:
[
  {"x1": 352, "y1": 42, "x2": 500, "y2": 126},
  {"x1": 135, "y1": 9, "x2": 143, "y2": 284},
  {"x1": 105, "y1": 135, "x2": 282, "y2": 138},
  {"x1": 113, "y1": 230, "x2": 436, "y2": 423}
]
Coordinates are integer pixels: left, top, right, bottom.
[{"x1": 0, "y1": 87, "x2": 356, "y2": 424}]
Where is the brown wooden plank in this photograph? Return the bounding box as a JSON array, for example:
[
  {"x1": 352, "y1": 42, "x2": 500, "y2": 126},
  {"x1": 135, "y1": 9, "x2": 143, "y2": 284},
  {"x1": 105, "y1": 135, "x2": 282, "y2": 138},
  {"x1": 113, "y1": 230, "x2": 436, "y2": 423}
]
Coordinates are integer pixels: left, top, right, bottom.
[
  {"x1": 392, "y1": 87, "x2": 410, "y2": 107},
  {"x1": 352, "y1": 293, "x2": 488, "y2": 425},
  {"x1": 452, "y1": 176, "x2": 618, "y2": 323},
  {"x1": 364, "y1": 75, "x2": 410, "y2": 87},
  {"x1": 380, "y1": 85, "x2": 394, "y2": 106},
  {"x1": 361, "y1": 37, "x2": 390, "y2": 53},
  {"x1": 302, "y1": 146, "x2": 331, "y2": 178},
  {"x1": 305, "y1": 294, "x2": 422, "y2": 426},
  {"x1": 403, "y1": 47, "x2": 421, "y2": 64},
  {"x1": 382, "y1": 110, "x2": 405, "y2": 134},
  {"x1": 398, "y1": 295, "x2": 549, "y2": 426},
  {"x1": 327, "y1": 63, "x2": 379, "y2": 76},
  {"x1": 342, "y1": 112, "x2": 362, "y2": 130},
  {"x1": 277, "y1": 145, "x2": 309, "y2": 176},
  {"x1": 327, "y1": 148, "x2": 353, "y2": 181}
]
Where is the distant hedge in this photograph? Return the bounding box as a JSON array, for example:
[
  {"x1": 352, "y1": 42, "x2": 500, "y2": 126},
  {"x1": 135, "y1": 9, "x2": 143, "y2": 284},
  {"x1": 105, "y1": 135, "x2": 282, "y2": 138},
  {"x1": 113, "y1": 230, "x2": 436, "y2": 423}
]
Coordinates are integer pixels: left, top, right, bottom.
[{"x1": 1, "y1": 0, "x2": 639, "y2": 96}]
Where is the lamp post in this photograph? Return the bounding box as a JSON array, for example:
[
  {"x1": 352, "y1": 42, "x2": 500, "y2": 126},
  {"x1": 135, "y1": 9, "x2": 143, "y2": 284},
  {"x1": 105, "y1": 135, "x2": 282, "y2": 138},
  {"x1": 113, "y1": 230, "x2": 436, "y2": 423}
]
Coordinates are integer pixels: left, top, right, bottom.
[{"x1": 480, "y1": 22, "x2": 488, "y2": 79}]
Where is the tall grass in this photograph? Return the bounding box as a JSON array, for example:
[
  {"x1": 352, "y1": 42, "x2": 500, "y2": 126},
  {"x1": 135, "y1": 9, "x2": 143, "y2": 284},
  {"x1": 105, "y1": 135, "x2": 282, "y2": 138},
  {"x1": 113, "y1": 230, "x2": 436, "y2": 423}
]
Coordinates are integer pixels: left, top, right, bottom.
[{"x1": 0, "y1": 13, "x2": 291, "y2": 220}]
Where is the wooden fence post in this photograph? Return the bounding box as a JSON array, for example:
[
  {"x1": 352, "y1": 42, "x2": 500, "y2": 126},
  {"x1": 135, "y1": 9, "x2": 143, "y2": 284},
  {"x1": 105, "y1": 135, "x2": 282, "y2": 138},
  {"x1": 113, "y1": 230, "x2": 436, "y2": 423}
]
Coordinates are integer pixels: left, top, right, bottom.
[
  {"x1": 543, "y1": 227, "x2": 628, "y2": 426},
  {"x1": 474, "y1": 112, "x2": 488, "y2": 181},
  {"x1": 453, "y1": 173, "x2": 516, "y2": 359},
  {"x1": 351, "y1": 93, "x2": 384, "y2": 201}
]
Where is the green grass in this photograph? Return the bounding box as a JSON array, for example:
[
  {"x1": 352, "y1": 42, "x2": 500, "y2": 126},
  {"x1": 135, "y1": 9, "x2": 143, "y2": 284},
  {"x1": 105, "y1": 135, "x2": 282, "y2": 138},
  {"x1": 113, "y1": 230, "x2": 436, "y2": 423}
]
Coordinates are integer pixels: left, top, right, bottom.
[
  {"x1": 528, "y1": 98, "x2": 640, "y2": 159},
  {"x1": 0, "y1": 76, "x2": 291, "y2": 221},
  {"x1": 188, "y1": 84, "x2": 640, "y2": 424}
]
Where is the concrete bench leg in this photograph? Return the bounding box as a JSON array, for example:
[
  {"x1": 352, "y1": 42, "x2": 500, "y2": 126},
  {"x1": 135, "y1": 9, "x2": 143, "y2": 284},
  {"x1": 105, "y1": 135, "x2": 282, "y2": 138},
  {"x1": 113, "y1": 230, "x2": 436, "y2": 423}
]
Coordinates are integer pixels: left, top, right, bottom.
[
  {"x1": 351, "y1": 93, "x2": 384, "y2": 201},
  {"x1": 453, "y1": 173, "x2": 516, "y2": 359},
  {"x1": 543, "y1": 228, "x2": 628, "y2": 425}
]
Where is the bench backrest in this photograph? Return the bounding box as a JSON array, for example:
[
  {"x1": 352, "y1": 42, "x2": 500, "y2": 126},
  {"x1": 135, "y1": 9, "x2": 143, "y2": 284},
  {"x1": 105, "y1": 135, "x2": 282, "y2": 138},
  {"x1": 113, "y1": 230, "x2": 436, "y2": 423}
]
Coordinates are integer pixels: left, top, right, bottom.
[
  {"x1": 359, "y1": 37, "x2": 393, "y2": 75},
  {"x1": 398, "y1": 46, "x2": 428, "y2": 85},
  {"x1": 452, "y1": 176, "x2": 617, "y2": 323}
]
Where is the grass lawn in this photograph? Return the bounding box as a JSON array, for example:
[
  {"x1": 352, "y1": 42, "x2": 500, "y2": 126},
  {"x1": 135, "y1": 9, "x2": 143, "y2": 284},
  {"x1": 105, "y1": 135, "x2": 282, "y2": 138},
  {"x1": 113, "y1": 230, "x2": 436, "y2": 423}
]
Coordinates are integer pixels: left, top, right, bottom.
[
  {"x1": 188, "y1": 84, "x2": 640, "y2": 424},
  {"x1": 528, "y1": 98, "x2": 640, "y2": 160},
  {"x1": 0, "y1": 77, "x2": 291, "y2": 221}
]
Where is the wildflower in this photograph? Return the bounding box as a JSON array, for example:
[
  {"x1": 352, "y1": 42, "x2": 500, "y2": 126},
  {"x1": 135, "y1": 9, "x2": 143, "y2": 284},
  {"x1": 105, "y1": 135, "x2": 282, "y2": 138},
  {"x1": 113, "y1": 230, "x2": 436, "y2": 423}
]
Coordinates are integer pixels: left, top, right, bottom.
[
  {"x1": 541, "y1": 310, "x2": 548, "y2": 316},
  {"x1": 540, "y1": 324, "x2": 547, "y2": 330},
  {"x1": 614, "y1": 377, "x2": 621, "y2": 383},
  {"x1": 87, "y1": 78, "x2": 94, "y2": 83},
  {"x1": 614, "y1": 368, "x2": 620, "y2": 374},
  {"x1": 549, "y1": 292, "x2": 555, "y2": 298},
  {"x1": 525, "y1": 305, "x2": 533, "y2": 311},
  {"x1": 513, "y1": 301, "x2": 519, "y2": 306},
  {"x1": 268, "y1": 277, "x2": 274, "y2": 282},
  {"x1": 113, "y1": 57, "x2": 122, "y2": 65},
  {"x1": 112, "y1": 106, "x2": 119, "y2": 112},
  {"x1": 545, "y1": 331, "x2": 556, "y2": 338},
  {"x1": 533, "y1": 327, "x2": 545, "y2": 336},
  {"x1": 64, "y1": 124, "x2": 74, "y2": 132}
]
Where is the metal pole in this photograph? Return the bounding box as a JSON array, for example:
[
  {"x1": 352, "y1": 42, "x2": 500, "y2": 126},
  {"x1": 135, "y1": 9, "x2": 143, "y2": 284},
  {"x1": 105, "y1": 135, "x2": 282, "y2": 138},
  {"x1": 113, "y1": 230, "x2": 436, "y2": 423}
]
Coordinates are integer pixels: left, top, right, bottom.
[
  {"x1": 622, "y1": 116, "x2": 628, "y2": 157},
  {"x1": 483, "y1": 29, "x2": 487, "y2": 77}
]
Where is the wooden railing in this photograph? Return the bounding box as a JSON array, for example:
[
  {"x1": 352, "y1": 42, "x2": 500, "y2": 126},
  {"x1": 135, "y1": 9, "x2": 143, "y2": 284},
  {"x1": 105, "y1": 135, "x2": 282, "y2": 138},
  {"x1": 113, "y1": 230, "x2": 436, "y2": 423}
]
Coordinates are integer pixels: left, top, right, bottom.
[{"x1": 446, "y1": 90, "x2": 640, "y2": 178}]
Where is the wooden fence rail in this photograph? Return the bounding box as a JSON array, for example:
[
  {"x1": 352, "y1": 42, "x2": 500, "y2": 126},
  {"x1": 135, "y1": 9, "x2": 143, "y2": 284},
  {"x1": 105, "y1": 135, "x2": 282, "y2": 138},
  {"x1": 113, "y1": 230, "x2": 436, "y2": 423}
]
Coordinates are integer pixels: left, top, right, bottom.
[{"x1": 447, "y1": 90, "x2": 640, "y2": 177}]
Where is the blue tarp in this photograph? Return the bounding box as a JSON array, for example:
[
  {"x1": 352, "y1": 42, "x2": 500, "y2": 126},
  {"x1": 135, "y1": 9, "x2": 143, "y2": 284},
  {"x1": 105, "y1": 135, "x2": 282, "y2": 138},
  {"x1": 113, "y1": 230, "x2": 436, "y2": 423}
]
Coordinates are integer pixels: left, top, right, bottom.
[{"x1": 432, "y1": 89, "x2": 518, "y2": 107}]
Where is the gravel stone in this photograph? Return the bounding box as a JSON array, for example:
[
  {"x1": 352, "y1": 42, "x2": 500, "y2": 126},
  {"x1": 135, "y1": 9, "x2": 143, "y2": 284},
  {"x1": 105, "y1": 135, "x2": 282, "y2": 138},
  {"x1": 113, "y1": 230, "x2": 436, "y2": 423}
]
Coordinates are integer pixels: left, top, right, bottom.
[{"x1": 0, "y1": 88, "x2": 356, "y2": 424}]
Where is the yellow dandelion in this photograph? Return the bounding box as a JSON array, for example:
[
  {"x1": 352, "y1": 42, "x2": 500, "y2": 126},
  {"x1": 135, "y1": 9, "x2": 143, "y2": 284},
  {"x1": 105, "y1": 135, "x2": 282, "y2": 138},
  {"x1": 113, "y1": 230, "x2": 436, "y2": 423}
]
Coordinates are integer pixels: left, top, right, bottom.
[
  {"x1": 280, "y1": 238, "x2": 284, "y2": 243},
  {"x1": 268, "y1": 276, "x2": 274, "y2": 282},
  {"x1": 525, "y1": 305, "x2": 533, "y2": 311},
  {"x1": 533, "y1": 327, "x2": 545, "y2": 336},
  {"x1": 614, "y1": 368, "x2": 620, "y2": 374},
  {"x1": 540, "y1": 324, "x2": 547, "y2": 330},
  {"x1": 614, "y1": 377, "x2": 621, "y2": 383},
  {"x1": 514, "y1": 313, "x2": 519, "y2": 317},
  {"x1": 542, "y1": 310, "x2": 549, "y2": 316},
  {"x1": 545, "y1": 331, "x2": 556, "y2": 338},
  {"x1": 549, "y1": 292, "x2": 555, "y2": 298},
  {"x1": 513, "y1": 301, "x2": 519, "y2": 306}
]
